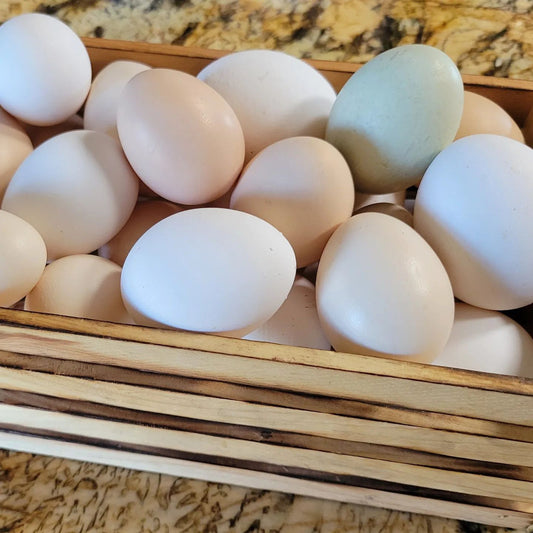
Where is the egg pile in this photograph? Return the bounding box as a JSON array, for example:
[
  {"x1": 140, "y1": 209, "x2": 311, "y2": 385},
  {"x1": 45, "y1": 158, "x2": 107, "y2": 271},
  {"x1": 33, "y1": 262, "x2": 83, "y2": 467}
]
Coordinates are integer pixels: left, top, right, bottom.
[{"x1": 1, "y1": 13, "x2": 532, "y2": 378}]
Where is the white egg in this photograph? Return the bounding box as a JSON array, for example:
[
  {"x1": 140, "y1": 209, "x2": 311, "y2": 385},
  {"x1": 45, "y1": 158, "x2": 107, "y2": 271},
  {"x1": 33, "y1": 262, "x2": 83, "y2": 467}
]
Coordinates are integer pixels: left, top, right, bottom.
[
  {"x1": 121, "y1": 207, "x2": 296, "y2": 337},
  {"x1": 198, "y1": 50, "x2": 336, "y2": 162},
  {"x1": 316, "y1": 212, "x2": 454, "y2": 362},
  {"x1": 432, "y1": 303, "x2": 533, "y2": 378},
  {"x1": 414, "y1": 134, "x2": 533, "y2": 311},
  {"x1": 244, "y1": 276, "x2": 331, "y2": 350},
  {"x1": 2, "y1": 130, "x2": 139, "y2": 261},
  {"x1": 0, "y1": 13, "x2": 91, "y2": 126}
]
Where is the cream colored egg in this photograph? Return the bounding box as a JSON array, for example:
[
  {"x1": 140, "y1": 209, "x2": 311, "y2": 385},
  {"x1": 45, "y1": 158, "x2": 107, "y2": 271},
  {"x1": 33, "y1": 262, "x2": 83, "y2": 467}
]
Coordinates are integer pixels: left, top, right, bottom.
[
  {"x1": 99, "y1": 199, "x2": 184, "y2": 266},
  {"x1": 197, "y1": 50, "x2": 336, "y2": 162},
  {"x1": 244, "y1": 276, "x2": 330, "y2": 349},
  {"x1": 414, "y1": 134, "x2": 533, "y2": 310},
  {"x1": 0, "y1": 210, "x2": 46, "y2": 307},
  {"x1": 316, "y1": 212, "x2": 454, "y2": 362},
  {"x1": 25, "y1": 254, "x2": 133, "y2": 324},
  {"x1": 230, "y1": 137, "x2": 354, "y2": 267},
  {"x1": 432, "y1": 303, "x2": 533, "y2": 378},
  {"x1": 84, "y1": 60, "x2": 151, "y2": 141},
  {"x1": 23, "y1": 113, "x2": 83, "y2": 147},
  {"x1": 326, "y1": 45, "x2": 463, "y2": 194},
  {"x1": 2, "y1": 130, "x2": 139, "y2": 261},
  {"x1": 121, "y1": 208, "x2": 296, "y2": 337},
  {"x1": 455, "y1": 91, "x2": 524, "y2": 142},
  {"x1": 0, "y1": 14, "x2": 91, "y2": 125},
  {"x1": 117, "y1": 68, "x2": 245, "y2": 205},
  {"x1": 0, "y1": 107, "x2": 33, "y2": 204},
  {"x1": 354, "y1": 202, "x2": 413, "y2": 227}
]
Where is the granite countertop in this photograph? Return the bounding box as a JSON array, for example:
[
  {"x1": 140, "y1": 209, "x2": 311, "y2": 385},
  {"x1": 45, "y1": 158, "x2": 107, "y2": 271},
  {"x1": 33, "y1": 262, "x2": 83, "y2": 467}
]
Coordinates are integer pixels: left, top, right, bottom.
[{"x1": 0, "y1": 1, "x2": 532, "y2": 532}]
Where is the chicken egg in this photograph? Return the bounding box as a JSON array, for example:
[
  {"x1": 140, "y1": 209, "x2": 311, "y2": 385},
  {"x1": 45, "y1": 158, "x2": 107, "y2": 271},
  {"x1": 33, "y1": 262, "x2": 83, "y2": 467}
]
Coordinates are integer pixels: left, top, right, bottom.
[
  {"x1": 432, "y1": 302, "x2": 533, "y2": 378},
  {"x1": 0, "y1": 106, "x2": 33, "y2": 204},
  {"x1": 121, "y1": 207, "x2": 296, "y2": 337},
  {"x1": 414, "y1": 134, "x2": 533, "y2": 310},
  {"x1": 117, "y1": 68, "x2": 245, "y2": 205},
  {"x1": 197, "y1": 50, "x2": 336, "y2": 162},
  {"x1": 0, "y1": 13, "x2": 91, "y2": 126},
  {"x1": 2, "y1": 130, "x2": 139, "y2": 261},
  {"x1": 230, "y1": 136, "x2": 354, "y2": 267},
  {"x1": 0, "y1": 210, "x2": 46, "y2": 308},
  {"x1": 25, "y1": 254, "x2": 133, "y2": 324},
  {"x1": 316, "y1": 212, "x2": 454, "y2": 362}
]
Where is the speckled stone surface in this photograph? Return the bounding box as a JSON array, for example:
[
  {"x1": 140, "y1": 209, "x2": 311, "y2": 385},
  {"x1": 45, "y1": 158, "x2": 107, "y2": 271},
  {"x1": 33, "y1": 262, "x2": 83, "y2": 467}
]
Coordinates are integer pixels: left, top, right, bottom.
[
  {"x1": 1, "y1": 0, "x2": 533, "y2": 79},
  {"x1": 0, "y1": 1, "x2": 531, "y2": 532},
  {"x1": 0, "y1": 450, "x2": 523, "y2": 533}
]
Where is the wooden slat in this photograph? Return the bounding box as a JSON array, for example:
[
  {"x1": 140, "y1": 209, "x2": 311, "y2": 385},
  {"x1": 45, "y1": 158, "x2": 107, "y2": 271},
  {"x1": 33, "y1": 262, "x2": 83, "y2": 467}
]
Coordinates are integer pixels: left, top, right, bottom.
[
  {"x1": 1, "y1": 308, "x2": 531, "y2": 396},
  {"x1": 0, "y1": 321, "x2": 531, "y2": 427},
  {"x1": 0, "y1": 404, "x2": 531, "y2": 504},
  {"x1": 4, "y1": 388, "x2": 532, "y2": 484},
  {"x1": 2, "y1": 431, "x2": 531, "y2": 530},
  {"x1": 81, "y1": 37, "x2": 533, "y2": 123},
  {"x1": 2, "y1": 349, "x2": 531, "y2": 444},
  {"x1": 0, "y1": 365, "x2": 531, "y2": 468}
]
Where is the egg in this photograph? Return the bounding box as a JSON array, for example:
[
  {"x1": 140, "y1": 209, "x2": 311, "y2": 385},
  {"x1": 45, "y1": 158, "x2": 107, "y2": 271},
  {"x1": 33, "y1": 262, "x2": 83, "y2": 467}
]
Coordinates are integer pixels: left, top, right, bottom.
[
  {"x1": 197, "y1": 50, "x2": 336, "y2": 162},
  {"x1": 354, "y1": 202, "x2": 413, "y2": 227},
  {"x1": 84, "y1": 60, "x2": 151, "y2": 141},
  {"x1": 455, "y1": 91, "x2": 524, "y2": 142},
  {"x1": 326, "y1": 44, "x2": 463, "y2": 194},
  {"x1": 0, "y1": 13, "x2": 91, "y2": 126},
  {"x1": 117, "y1": 68, "x2": 245, "y2": 205},
  {"x1": 23, "y1": 114, "x2": 83, "y2": 147},
  {"x1": 2, "y1": 130, "x2": 139, "y2": 261},
  {"x1": 414, "y1": 134, "x2": 533, "y2": 310},
  {"x1": 316, "y1": 212, "x2": 454, "y2": 362},
  {"x1": 244, "y1": 276, "x2": 331, "y2": 350},
  {"x1": 523, "y1": 103, "x2": 533, "y2": 147},
  {"x1": 0, "y1": 210, "x2": 46, "y2": 308},
  {"x1": 25, "y1": 254, "x2": 133, "y2": 324},
  {"x1": 230, "y1": 136, "x2": 354, "y2": 267},
  {"x1": 0, "y1": 107, "x2": 33, "y2": 204},
  {"x1": 99, "y1": 199, "x2": 184, "y2": 266},
  {"x1": 432, "y1": 302, "x2": 533, "y2": 378},
  {"x1": 353, "y1": 190, "x2": 406, "y2": 212},
  {"x1": 121, "y1": 207, "x2": 296, "y2": 337}
]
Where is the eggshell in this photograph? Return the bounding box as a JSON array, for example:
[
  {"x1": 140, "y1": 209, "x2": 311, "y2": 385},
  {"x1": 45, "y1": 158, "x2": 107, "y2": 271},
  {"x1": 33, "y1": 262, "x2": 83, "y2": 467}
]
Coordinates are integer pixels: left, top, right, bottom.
[
  {"x1": 455, "y1": 91, "x2": 524, "y2": 142},
  {"x1": 432, "y1": 302, "x2": 533, "y2": 378},
  {"x1": 523, "y1": 104, "x2": 533, "y2": 147},
  {"x1": 84, "y1": 60, "x2": 151, "y2": 141},
  {"x1": 244, "y1": 276, "x2": 331, "y2": 349},
  {"x1": 25, "y1": 254, "x2": 133, "y2": 324},
  {"x1": 316, "y1": 212, "x2": 454, "y2": 362},
  {"x1": 353, "y1": 190, "x2": 406, "y2": 211},
  {"x1": 99, "y1": 199, "x2": 184, "y2": 266},
  {"x1": 117, "y1": 68, "x2": 245, "y2": 205},
  {"x1": 0, "y1": 13, "x2": 91, "y2": 126},
  {"x1": 0, "y1": 210, "x2": 47, "y2": 308},
  {"x1": 2, "y1": 130, "x2": 139, "y2": 261},
  {"x1": 414, "y1": 134, "x2": 533, "y2": 310},
  {"x1": 23, "y1": 113, "x2": 83, "y2": 147},
  {"x1": 0, "y1": 107, "x2": 33, "y2": 204},
  {"x1": 121, "y1": 207, "x2": 296, "y2": 337},
  {"x1": 354, "y1": 202, "x2": 413, "y2": 227},
  {"x1": 197, "y1": 50, "x2": 336, "y2": 162},
  {"x1": 230, "y1": 137, "x2": 354, "y2": 267},
  {"x1": 326, "y1": 44, "x2": 463, "y2": 194}
]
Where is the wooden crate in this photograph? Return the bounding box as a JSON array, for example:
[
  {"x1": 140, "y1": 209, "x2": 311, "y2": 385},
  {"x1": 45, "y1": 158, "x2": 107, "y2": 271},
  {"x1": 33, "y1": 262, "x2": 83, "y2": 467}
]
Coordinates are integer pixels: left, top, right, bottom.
[{"x1": 0, "y1": 38, "x2": 532, "y2": 530}]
